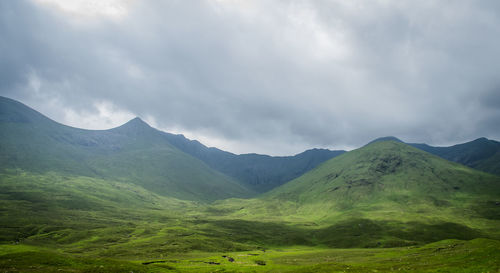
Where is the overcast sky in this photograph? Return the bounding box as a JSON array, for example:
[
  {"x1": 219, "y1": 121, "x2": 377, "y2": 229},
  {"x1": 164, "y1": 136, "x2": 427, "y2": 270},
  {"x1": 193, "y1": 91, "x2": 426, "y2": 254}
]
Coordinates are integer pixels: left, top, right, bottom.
[{"x1": 1, "y1": 0, "x2": 500, "y2": 155}]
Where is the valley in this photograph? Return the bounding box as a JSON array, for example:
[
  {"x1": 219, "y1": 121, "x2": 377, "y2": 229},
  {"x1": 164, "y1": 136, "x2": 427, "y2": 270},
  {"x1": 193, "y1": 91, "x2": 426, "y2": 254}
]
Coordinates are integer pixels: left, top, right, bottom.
[{"x1": 1, "y1": 96, "x2": 499, "y2": 272}]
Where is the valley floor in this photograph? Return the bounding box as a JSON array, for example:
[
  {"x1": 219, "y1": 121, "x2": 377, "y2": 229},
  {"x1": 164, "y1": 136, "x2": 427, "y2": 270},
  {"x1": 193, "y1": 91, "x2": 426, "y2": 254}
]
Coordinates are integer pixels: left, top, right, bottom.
[
  {"x1": 1, "y1": 169, "x2": 499, "y2": 272},
  {"x1": 1, "y1": 238, "x2": 499, "y2": 273}
]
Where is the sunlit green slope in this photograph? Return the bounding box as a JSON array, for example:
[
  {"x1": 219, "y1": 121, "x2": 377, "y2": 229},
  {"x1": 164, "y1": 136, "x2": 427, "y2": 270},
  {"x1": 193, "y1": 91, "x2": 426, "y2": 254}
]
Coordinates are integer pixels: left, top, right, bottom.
[
  {"x1": 212, "y1": 140, "x2": 500, "y2": 246},
  {"x1": 0, "y1": 170, "x2": 199, "y2": 243},
  {"x1": 2, "y1": 238, "x2": 500, "y2": 272},
  {"x1": 267, "y1": 140, "x2": 500, "y2": 214}
]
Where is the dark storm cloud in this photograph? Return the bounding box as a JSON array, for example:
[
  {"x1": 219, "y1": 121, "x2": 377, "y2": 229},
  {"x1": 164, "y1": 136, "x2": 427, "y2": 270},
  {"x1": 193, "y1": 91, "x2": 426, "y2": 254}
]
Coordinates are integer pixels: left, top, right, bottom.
[{"x1": 1, "y1": 0, "x2": 500, "y2": 155}]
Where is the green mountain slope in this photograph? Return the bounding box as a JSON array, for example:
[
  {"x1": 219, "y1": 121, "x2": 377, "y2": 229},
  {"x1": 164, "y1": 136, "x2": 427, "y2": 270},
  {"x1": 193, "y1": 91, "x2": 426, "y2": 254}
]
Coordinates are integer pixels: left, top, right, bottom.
[
  {"x1": 267, "y1": 141, "x2": 500, "y2": 216},
  {"x1": 365, "y1": 136, "x2": 500, "y2": 176},
  {"x1": 164, "y1": 133, "x2": 345, "y2": 193},
  {"x1": 410, "y1": 137, "x2": 500, "y2": 175},
  {"x1": 212, "y1": 140, "x2": 500, "y2": 246},
  {"x1": 0, "y1": 170, "x2": 199, "y2": 242},
  {"x1": 0, "y1": 96, "x2": 253, "y2": 201}
]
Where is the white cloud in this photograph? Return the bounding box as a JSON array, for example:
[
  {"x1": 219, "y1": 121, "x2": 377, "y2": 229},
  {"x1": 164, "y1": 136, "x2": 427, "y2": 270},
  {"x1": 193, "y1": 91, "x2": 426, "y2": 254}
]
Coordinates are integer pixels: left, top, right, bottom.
[
  {"x1": 32, "y1": 0, "x2": 133, "y2": 21},
  {"x1": 62, "y1": 100, "x2": 135, "y2": 130}
]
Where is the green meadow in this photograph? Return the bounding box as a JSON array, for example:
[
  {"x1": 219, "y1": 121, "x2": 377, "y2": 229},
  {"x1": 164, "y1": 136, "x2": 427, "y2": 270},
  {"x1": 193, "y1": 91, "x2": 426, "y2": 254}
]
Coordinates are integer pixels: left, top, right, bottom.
[
  {"x1": 1, "y1": 161, "x2": 499, "y2": 272},
  {"x1": 2, "y1": 238, "x2": 500, "y2": 272}
]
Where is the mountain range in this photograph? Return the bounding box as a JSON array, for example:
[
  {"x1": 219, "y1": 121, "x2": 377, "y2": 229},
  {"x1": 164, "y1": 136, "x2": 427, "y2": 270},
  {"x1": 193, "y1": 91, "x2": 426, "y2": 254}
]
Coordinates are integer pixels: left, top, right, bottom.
[
  {"x1": 163, "y1": 133, "x2": 345, "y2": 192},
  {"x1": 1, "y1": 96, "x2": 500, "y2": 197},
  {"x1": 410, "y1": 137, "x2": 500, "y2": 175},
  {"x1": 0, "y1": 96, "x2": 347, "y2": 197},
  {"x1": 0, "y1": 95, "x2": 499, "y2": 272},
  {"x1": 0, "y1": 96, "x2": 251, "y2": 201}
]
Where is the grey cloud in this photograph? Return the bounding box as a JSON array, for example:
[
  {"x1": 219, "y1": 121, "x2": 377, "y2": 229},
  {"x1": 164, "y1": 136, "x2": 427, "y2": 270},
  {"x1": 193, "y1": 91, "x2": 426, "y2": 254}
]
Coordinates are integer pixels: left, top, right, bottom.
[{"x1": 1, "y1": 0, "x2": 500, "y2": 155}]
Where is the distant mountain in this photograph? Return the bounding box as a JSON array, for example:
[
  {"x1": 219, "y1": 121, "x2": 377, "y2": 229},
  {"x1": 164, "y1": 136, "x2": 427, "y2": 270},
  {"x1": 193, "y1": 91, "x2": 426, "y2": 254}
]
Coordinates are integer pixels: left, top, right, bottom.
[
  {"x1": 366, "y1": 136, "x2": 500, "y2": 176},
  {"x1": 409, "y1": 138, "x2": 500, "y2": 175},
  {"x1": 267, "y1": 140, "x2": 500, "y2": 211},
  {"x1": 367, "y1": 136, "x2": 403, "y2": 144},
  {"x1": 163, "y1": 133, "x2": 345, "y2": 192},
  {"x1": 0, "y1": 96, "x2": 253, "y2": 202}
]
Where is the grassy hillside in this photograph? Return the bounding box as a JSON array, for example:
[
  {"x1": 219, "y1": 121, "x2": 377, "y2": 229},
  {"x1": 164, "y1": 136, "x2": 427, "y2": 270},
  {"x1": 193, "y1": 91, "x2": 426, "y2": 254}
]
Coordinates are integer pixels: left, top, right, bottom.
[
  {"x1": 366, "y1": 136, "x2": 500, "y2": 176},
  {"x1": 164, "y1": 133, "x2": 345, "y2": 192},
  {"x1": 0, "y1": 169, "x2": 499, "y2": 272},
  {"x1": 410, "y1": 137, "x2": 500, "y2": 175},
  {"x1": 0, "y1": 96, "x2": 253, "y2": 201},
  {"x1": 0, "y1": 170, "x2": 197, "y2": 242},
  {"x1": 211, "y1": 141, "x2": 500, "y2": 247},
  {"x1": 269, "y1": 141, "x2": 499, "y2": 209}
]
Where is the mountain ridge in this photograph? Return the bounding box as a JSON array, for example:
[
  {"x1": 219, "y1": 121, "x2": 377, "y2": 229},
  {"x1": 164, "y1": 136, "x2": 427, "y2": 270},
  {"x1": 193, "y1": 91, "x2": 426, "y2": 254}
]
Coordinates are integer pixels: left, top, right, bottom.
[
  {"x1": 408, "y1": 137, "x2": 500, "y2": 175},
  {"x1": 2, "y1": 95, "x2": 499, "y2": 194},
  {"x1": 0, "y1": 96, "x2": 349, "y2": 193},
  {"x1": 162, "y1": 132, "x2": 346, "y2": 192},
  {"x1": 0, "y1": 96, "x2": 253, "y2": 202}
]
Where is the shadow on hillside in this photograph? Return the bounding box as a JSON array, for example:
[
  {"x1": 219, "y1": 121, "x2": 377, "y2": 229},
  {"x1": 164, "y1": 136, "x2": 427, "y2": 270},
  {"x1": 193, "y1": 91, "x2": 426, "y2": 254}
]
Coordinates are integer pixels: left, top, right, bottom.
[
  {"x1": 195, "y1": 219, "x2": 314, "y2": 247},
  {"x1": 472, "y1": 200, "x2": 500, "y2": 220},
  {"x1": 315, "y1": 218, "x2": 484, "y2": 248},
  {"x1": 0, "y1": 217, "x2": 485, "y2": 254},
  {"x1": 199, "y1": 218, "x2": 484, "y2": 249}
]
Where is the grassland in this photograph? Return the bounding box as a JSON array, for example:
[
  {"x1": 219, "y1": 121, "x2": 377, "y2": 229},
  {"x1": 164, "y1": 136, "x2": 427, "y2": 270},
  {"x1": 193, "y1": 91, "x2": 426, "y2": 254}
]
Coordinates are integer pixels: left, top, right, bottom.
[
  {"x1": 1, "y1": 164, "x2": 500, "y2": 272},
  {"x1": 1, "y1": 238, "x2": 499, "y2": 272}
]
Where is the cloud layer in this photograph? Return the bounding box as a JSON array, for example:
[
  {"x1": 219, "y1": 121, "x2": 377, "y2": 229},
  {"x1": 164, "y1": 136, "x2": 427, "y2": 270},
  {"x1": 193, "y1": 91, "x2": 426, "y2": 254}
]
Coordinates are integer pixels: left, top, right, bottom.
[{"x1": 1, "y1": 0, "x2": 500, "y2": 155}]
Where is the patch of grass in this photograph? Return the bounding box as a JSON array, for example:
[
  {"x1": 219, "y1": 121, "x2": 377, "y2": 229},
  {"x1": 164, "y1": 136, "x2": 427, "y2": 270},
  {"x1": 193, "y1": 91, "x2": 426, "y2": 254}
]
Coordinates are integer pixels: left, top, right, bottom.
[{"x1": 0, "y1": 248, "x2": 162, "y2": 273}]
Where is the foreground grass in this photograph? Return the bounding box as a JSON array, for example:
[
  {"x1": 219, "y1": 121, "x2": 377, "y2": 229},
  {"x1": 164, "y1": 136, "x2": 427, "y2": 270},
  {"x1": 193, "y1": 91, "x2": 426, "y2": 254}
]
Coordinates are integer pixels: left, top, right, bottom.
[{"x1": 1, "y1": 238, "x2": 499, "y2": 272}]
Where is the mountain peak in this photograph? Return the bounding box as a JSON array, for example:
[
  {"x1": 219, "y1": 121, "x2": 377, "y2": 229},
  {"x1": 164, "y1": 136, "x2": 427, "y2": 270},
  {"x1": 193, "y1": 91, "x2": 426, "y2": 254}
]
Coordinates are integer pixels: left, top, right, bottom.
[
  {"x1": 113, "y1": 117, "x2": 152, "y2": 133},
  {"x1": 367, "y1": 136, "x2": 403, "y2": 145},
  {"x1": 127, "y1": 117, "x2": 148, "y2": 125},
  {"x1": 268, "y1": 136, "x2": 499, "y2": 210},
  {"x1": 471, "y1": 137, "x2": 489, "y2": 143}
]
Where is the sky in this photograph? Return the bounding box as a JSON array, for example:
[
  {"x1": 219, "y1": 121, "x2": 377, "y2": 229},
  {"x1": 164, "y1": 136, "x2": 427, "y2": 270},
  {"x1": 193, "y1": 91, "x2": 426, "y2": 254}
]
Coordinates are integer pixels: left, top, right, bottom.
[{"x1": 1, "y1": 0, "x2": 500, "y2": 155}]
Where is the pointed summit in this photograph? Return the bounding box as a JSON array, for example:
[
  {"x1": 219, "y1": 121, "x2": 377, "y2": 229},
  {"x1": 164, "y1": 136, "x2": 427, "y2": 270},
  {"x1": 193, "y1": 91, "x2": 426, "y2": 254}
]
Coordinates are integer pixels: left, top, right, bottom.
[
  {"x1": 125, "y1": 117, "x2": 150, "y2": 126},
  {"x1": 470, "y1": 137, "x2": 490, "y2": 143},
  {"x1": 367, "y1": 136, "x2": 403, "y2": 145},
  {"x1": 111, "y1": 117, "x2": 154, "y2": 135},
  {"x1": 120, "y1": 117, "x2": 151, "y2": 128}
]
